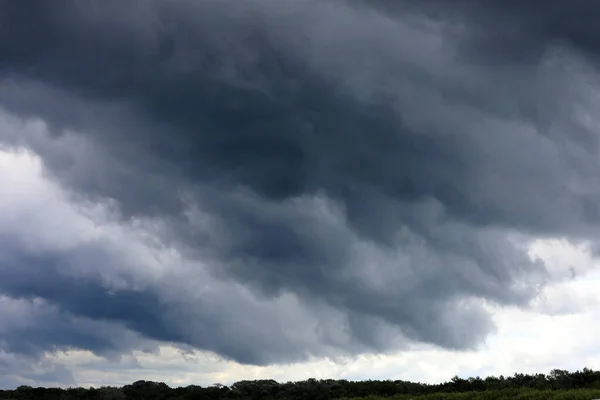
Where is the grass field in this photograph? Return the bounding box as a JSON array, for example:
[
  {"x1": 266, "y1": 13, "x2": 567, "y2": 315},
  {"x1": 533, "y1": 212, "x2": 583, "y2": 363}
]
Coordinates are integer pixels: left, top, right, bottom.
[{"x1": 341, "y1": 388, "x2": 600, "y2": 400}]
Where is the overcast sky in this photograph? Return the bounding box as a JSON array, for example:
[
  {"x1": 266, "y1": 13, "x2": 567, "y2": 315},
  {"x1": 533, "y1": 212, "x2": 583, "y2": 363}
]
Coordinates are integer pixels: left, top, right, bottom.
[{"x1": 1, "y1": 0, "x2": 600, "y2": 389}]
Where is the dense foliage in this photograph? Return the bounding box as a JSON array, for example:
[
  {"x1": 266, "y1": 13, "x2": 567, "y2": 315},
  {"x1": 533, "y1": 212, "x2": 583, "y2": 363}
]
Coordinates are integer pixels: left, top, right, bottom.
[{"x1": 2, "y1": 368, "x2": 600, "y2": 400}]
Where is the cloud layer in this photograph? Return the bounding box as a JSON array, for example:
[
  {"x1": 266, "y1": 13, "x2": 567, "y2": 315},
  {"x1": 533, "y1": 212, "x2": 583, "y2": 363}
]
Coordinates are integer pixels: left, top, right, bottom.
[{"x1": 1, "y1": 0, "x2": 600, "y2": 384}]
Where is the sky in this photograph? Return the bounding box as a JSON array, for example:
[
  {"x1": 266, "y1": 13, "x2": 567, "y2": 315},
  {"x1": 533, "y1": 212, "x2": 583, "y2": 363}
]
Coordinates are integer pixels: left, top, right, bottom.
[{"x1": 1, "y1": 0, "x2": 600, "y2": 389}]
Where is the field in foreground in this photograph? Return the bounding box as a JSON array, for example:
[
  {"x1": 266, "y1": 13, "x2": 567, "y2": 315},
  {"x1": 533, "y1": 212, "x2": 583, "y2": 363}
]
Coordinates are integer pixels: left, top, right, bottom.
[
  {"x1": 3, "y1": 386, "x2": 600, "y2": 400},
  {"x1": 343, "y1": 388, "x2": 600, "y2": 400}
]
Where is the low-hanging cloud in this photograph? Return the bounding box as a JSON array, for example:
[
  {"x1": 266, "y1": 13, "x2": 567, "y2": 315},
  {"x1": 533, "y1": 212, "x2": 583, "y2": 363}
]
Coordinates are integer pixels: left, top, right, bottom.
[{"x1": 1, "y1": 0, "x2": 600, "y2": 368}]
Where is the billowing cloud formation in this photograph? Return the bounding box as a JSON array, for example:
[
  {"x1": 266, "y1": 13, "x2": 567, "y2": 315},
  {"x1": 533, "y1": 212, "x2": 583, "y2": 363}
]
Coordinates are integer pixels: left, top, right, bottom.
[{"x1": 1, "y1": 0, "x2": 600, "y2": 370}]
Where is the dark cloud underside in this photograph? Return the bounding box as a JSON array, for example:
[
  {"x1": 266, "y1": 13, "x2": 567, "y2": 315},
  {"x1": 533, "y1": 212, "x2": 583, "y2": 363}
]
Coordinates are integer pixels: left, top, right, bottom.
[{"x1": 1, "y1": 0, "x2": 600, "y2": 366}]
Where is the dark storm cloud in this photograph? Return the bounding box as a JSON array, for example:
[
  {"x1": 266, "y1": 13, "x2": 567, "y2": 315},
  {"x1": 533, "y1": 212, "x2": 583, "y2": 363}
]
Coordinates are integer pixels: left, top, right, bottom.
[
  {"x1": 1, "y1": 0, "x2": 599, "y2": 368},
  {"x1": 0, "y1": 252, "x2": 173, "y2": 352},
  {"x1": 0, "y1": 352, "x2": 76, "y2": 388}
]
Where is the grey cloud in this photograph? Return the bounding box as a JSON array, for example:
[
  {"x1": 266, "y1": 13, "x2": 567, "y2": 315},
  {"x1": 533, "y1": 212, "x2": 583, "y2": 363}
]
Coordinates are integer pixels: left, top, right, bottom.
[
  {"x1": 2, "y1": 0, "x2": 599, "y2": 234},
  {"x1": 0, "y1": 173, "x2": 384, "y2": 365},
  {"x1": 0, "y1": 0, "x2": 598, "y2": 373},
  {"x1": 0, "y1": 350, "x2": 76, "y2": 388}
]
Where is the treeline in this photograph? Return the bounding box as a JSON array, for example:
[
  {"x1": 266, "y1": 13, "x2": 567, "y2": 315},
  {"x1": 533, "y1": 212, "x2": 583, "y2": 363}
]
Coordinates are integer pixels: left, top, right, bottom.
[{"x1": 2, "y1": 368, "x2": 600, "y2": 400}]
